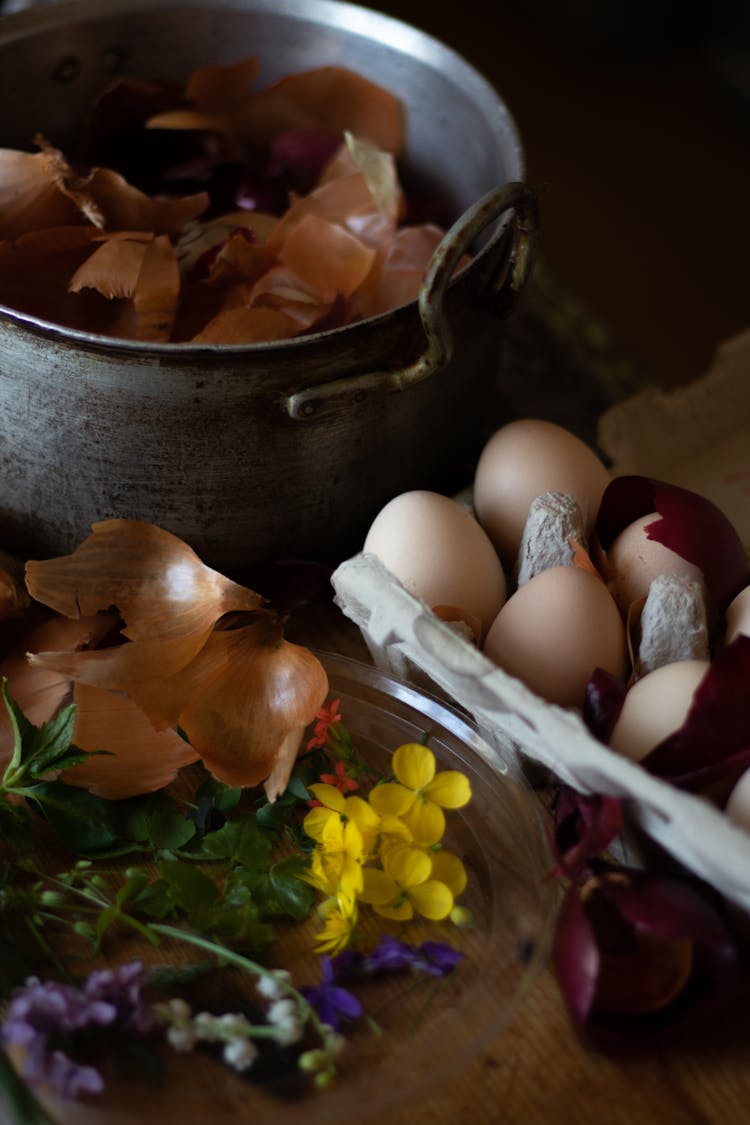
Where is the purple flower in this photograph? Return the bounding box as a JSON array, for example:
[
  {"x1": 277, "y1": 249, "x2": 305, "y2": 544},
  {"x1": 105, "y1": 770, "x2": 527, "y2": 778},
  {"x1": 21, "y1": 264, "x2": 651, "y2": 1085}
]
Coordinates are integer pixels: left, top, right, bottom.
[
  {"x1": 83, "y1": 961, "x2": 156, "y2": 1034},
  {"x1": 326, "y1": 948, "x2": 366, "y2": 985},
  {"x1": 301, "y1": 957, "x2": 364, "y2": 1030},
  {"x1": 363, "y1": 935, "x2": 463, "y2": 978},
  {"x1": 2, "y1": 961, "x2": 156, "y2": 1099},
  {"x1": 43, "y1": 1051, "x2": 105, "y2": 1099},
  {"x1": 416, "y1": 941, "x2": 464, "y2": 977}
]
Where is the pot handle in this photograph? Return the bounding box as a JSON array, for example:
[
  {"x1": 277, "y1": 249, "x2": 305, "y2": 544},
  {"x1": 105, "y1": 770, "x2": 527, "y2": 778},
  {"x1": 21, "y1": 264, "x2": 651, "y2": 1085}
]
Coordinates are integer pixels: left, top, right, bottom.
[{"x1": 284, "y1": 181, "x2": 537, "y2": 421}]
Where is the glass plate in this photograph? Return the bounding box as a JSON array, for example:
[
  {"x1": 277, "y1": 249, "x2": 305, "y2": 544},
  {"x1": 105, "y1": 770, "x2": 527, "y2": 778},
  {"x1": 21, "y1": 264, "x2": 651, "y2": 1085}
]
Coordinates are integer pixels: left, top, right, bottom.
[{"x1": 29, "y1": 650, "x2": 558, "y2": 1125}]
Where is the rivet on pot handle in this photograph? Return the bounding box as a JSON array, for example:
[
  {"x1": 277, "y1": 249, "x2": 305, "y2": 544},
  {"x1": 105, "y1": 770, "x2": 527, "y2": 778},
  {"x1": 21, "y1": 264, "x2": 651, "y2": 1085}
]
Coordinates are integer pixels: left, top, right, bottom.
[{"x1": 284, "y1": 181, "x2": 538, "y2": 421}]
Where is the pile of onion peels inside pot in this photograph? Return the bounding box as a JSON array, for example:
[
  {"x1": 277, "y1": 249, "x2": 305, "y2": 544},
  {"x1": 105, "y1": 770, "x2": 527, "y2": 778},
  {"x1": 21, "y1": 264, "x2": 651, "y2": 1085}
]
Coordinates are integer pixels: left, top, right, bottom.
[{"x1": 0, "y1": 57, "x2": 458, "y2": 343}]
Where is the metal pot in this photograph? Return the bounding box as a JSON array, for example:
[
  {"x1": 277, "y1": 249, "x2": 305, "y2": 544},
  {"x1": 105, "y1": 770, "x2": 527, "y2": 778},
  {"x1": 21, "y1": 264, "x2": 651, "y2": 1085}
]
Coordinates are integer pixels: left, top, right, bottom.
[{"x1": 0, "y1": 0, "x2": 536, "y2": 570}]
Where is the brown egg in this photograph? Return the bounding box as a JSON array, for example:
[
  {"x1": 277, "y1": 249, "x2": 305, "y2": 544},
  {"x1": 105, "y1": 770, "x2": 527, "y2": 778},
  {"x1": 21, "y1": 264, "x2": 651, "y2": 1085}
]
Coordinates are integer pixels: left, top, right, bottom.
[
  {"x1": 605, "y1": 513, "x2": 705, "y2": 615},
  {"x1": 473, "y1": 419, "x2": 611, "y2": 570},
  {"x1": 363, "y1": 490, "x2": 507, "y2": 641},
  {"x1": 725, "y1": 585, "x2": 750, "y2": 644},
  {"x1": 482, "y1": 566, "x2": 627, "y2": 708},
  {"x1": 726, "y1": 768, "x2": 750, "y2": 832},
  {"x1": 608, "y1": 659, "x2": 710, "y2": 762}
]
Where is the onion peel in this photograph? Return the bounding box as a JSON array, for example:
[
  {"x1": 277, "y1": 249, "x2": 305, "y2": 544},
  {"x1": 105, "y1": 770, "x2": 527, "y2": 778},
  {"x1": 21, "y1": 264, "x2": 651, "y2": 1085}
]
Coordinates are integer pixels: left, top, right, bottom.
[
  {"x1": 236, "y1": 65, "x2": 405, "y2": 156},
  {"x1": 62, "y1": 682, "x2": 199, "y2": 798},
  {"x1": 0, "y1": 613, "x2": 118, "y2": 769},
  {"x1": 25, "y1": 519, "x2": 264, "y2": 687},
  {"x1": 551, "y1": 786, "x2": 624, "y2": 879},
  {"x1": 595, "y1": 476, "x2": 749, "y2": 623},
  {"x1": 128, "y1": 614, "x2": 329, "y2": 794},
  {"x1": 640, "y1": 635, "x2": 750, "y2": 793}
]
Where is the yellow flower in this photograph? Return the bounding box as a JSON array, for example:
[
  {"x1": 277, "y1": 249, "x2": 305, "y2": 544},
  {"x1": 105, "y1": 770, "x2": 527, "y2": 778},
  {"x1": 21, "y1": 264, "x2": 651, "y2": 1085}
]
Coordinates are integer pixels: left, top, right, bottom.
[
  {"x1": 314, "y1": 892, "x2": 359, "y2": 954},
  {"x1": 309, "y1": 819, "x2": 365, "y2": 898},
  {"x1": 359, "y1": 846, "x2": 454, "y2": 922},
  {"x1": 368, "y1": 743, "x2": 471, "y2": 846},
  {"x1": 375, "y1": 813, "x2": 414, "y2": 862},
  {"x1": 429, "y1": 847, "x2": 468, "y2": 897},
  {"x1": 304, "y1": 784, "x2": 380, "y2": 854}
]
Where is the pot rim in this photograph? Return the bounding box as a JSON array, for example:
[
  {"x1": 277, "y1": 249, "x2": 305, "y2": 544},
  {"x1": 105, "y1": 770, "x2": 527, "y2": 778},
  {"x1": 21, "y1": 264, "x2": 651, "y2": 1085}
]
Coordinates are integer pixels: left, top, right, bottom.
[{"x1": 0, "y1": 0, "x2": 525, "y2": 354}]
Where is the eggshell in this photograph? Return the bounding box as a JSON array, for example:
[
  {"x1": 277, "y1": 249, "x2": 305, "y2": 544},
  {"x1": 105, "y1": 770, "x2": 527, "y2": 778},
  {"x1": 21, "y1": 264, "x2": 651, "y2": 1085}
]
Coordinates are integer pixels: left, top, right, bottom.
[
  {"x1": 605, "y1": 512, "x2": 705, "y2": 614},
  {"x1": 473, "y1": 419, "x2": 611, "y2": 569},
  {"x1": 363, "y1": 490, "x2": 507, "y2": 641},
  {"x1": 725, "y1": 585, "x2": 750, "y2": 644},
  {"x1": 608, "y1": 659, "x2": 710, "y2": 762},
  {"x1": 482, "y1": 566, "x2": 627, "y2": 708}
]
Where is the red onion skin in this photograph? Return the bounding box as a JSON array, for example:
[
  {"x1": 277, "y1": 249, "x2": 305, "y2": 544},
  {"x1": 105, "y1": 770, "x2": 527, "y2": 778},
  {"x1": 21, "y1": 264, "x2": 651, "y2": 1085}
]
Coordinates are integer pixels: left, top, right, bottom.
[
  {"x1": 554, "y1": 868, "x2": 746, "y2": 1046},
  {"x1": 552, "y1": 787, "x2": 624, "y2": 878},
  {"x1": 583, "y1": 667, "x2": 628, "y2": 743},
  {"x1": 640, "y1": 635, "x2": 750, "y2": 792},
  {"x1": 595, "y1": 476, "x2": 749, "y2": 624}
]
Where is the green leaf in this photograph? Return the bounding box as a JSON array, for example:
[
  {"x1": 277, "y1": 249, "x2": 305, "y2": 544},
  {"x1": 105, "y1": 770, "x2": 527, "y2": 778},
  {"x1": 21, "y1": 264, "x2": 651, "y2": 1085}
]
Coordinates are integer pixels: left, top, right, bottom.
[
  {"x1": 189, "y1": 778, "x2": 241, "y2": 831},
  {"x1": 123, "y1": 793, "x2": 197, "y2": 853},
  {"x1": 95, "y1": 904, "x2": 120, "y2": 947},
  {"x1": 254, "y1": 801, "x2": 287, "y2": 831},
  {"x1": 0, "y1": 681, "x2": 106, "y2": 791},
  {"x1": 1, "y1": 678, "x2": 41, "y2": 778},
  {"x1": 129, "y1": 878, "x2": 175, "y2": 921},
  {"x1": 28, "y1": 782, "x2": 124, "y2": 854},
  {"x1": 200, "y1": 817, "x2": 272, "y2": 870},
  {"x1": 0, "y1": 802, "x2": 34, "y2": 853},
  {"x1": 285, "y1": 773, "x2": 312, "y2": 801},
  {"x1": 267, "y1": 855, "x2": 315, "y2": 921},
  {"x1": 158, "y1": 860, "x2": 219, "y2": 912}
]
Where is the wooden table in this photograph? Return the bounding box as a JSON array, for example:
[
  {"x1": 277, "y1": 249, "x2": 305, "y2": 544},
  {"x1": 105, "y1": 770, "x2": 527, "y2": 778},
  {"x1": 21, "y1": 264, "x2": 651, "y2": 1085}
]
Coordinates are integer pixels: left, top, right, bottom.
[{"x1": 2, "y1": 2, "x2": 750, "y2": 1121}]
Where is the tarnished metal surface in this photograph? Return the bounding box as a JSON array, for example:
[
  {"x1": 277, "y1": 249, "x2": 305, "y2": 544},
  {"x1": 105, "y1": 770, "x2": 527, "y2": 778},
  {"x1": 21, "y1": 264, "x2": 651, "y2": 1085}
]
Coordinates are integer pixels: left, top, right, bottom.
[{"x1": 0, "y1": 0, "x2": 532, "y2": 570}]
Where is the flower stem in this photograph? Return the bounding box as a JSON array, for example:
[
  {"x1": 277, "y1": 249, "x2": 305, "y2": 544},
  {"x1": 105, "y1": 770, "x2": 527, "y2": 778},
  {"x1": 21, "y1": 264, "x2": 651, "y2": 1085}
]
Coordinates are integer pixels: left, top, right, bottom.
[
  {"x1": 149, "y1": 924, "x2": 326, "y2": 1039},
  {"x1": 0, "y1": 1045, "x2": 60, "y2": 1125}
]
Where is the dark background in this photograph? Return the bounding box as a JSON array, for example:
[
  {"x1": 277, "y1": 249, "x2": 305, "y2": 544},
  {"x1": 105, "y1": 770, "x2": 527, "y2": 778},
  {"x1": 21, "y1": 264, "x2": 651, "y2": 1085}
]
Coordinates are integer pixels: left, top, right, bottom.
[{"x1": 369, "y1": 0, "x2": 750, "y2": 388}]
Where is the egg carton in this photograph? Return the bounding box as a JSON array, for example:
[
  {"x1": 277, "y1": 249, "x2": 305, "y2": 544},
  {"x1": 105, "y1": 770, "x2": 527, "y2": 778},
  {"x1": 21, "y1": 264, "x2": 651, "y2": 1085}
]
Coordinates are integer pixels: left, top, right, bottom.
[{"x1": 331, "y1": 327, "x2": 750, "y2": 914}]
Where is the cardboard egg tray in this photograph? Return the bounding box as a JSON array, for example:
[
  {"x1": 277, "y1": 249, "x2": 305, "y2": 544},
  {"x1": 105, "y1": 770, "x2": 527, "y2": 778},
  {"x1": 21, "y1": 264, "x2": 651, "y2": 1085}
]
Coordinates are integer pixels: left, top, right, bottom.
[{"x1": 331, "y1": 328, "x2": 750, "y2": 913}]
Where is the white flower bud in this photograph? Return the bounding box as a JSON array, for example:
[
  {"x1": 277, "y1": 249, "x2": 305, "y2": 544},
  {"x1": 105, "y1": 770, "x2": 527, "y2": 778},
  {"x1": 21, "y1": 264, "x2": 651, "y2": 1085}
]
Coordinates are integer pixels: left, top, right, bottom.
[
  {"x1": 256, "y1": 970, "x2": 291, "y2": 1000},
  {"x1": 274, "y1": 1018, "x2": 303, "y2": 1046},
  {"x1": 223, "y1": 1037, "x2": 258, "y2": 1071},
  {"x1": 267, "y1": 999, "x2": 296, "y2": 1026},
  {"x1": 167, "y1": 1025, "x2": 197, "y2": 1052},
  {"x1": 216, "y1": 1012, "x2": 252, "y2": 1037},
  {"x1": 165, "y1": 997, "x2": 192, "y2": 1021},
  {"x1": 193, "y1": 1011, "x2": 220, "y2": 1040}
]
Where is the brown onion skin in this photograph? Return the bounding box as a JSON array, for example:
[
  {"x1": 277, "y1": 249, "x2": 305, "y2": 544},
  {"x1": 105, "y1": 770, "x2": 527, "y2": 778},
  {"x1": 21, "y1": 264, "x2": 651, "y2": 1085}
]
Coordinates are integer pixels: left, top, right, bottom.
[
  {"x1": 554, "y1": 866, "x2": 746, "y2": 1047},
  {"x1": 595, "y1": 476, "x2": 749, "y2": 627}
]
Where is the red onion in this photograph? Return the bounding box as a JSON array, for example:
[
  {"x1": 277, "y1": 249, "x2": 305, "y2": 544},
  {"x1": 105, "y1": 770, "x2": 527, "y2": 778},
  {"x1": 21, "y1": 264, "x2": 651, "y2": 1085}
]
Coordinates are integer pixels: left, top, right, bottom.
[{"x1": 554, "y1": 866, "x2": 745, "y2": 1045}]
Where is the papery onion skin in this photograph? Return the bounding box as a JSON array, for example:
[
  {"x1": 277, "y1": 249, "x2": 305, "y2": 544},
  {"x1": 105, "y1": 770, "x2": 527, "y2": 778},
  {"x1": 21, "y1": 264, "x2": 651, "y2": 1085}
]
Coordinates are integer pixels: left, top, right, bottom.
[
  {"x1": 554, "y1": 867, "x2": 744, "y2": 1045},
  {"x1": 25, "y1": 519, "x2": 264, "y2": 688},
  {"x1": 130, "y1": 613, "x2": 329, "y2": 793},
  {"x1": 583, "y1": 667, "x2": 629, "y2": 744},
  {"x1": 551, "y1": 787, "x2": 624, "y2": 879},
  {"x1": 595, "y1": 476, "x2": 749, "y2": 625}
]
